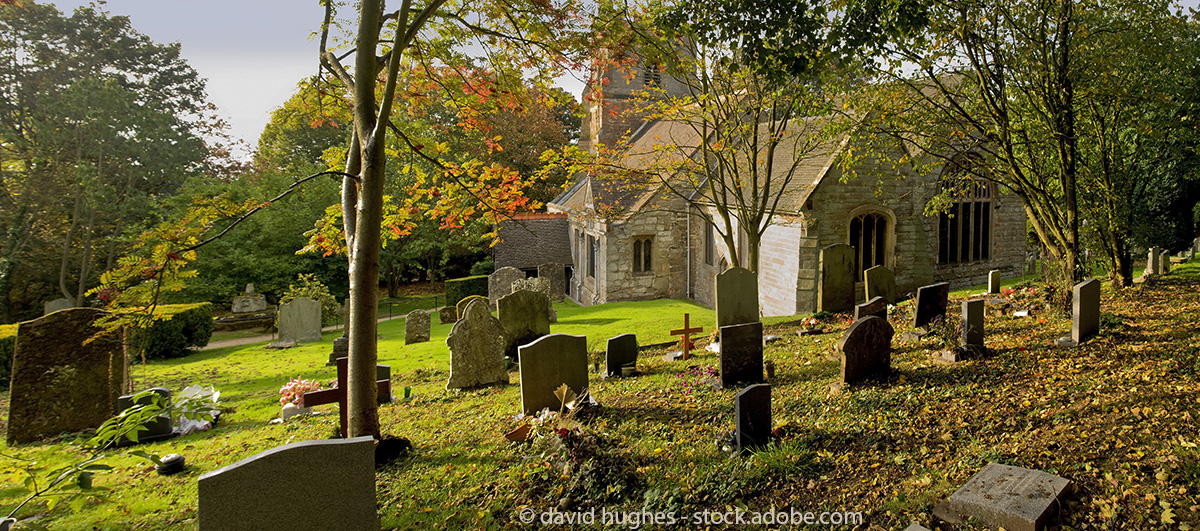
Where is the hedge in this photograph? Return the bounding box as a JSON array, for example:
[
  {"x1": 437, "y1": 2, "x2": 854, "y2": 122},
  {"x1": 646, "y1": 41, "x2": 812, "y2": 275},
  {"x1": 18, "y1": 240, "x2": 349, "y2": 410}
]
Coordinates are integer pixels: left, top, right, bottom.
[
  {"x1": 131, "y1": 302, "x2": 214, "y2": 360},
  {"x1": 0, "y1": 323, "x2": 15, "y2": 390},
  {"x1": 444, "y1": 275, "x2": 489, "y2": 307}
]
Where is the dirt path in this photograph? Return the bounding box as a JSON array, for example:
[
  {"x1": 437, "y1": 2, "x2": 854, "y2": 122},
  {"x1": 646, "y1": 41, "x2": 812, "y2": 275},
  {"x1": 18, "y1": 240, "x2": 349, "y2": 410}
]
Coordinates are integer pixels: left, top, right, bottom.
[{"x1": 200, "y1": 313, "x2": 409, "y2": 351}]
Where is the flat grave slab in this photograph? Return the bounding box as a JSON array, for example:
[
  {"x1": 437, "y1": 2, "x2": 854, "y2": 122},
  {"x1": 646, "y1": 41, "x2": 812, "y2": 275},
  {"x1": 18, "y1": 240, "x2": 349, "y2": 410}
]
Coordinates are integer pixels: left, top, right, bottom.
[{"x1": 933, "y1": 462, "x2": 1071, "y2": 531}]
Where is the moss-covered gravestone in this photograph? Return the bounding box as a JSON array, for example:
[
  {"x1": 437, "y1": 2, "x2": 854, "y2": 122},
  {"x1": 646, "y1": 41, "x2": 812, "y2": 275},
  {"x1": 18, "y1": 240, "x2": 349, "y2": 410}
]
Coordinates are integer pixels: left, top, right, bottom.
[
  {"x1": 537, "y1": 262, "x2": 566, "y2": 302},
  {"x1": 488, "y1": 267, "x2": 525, "y2": 308},
  {"x1": 518, "y1": 333, "x2": 587, "y2": 415},
  {"x1": 456, "y1": 295, "x2": 489, "y2": 320},
  {"x1": 446, "y1": 299, "x2": 509, "y2": 390},
  {"x1": 404, "y1": 309, "x2": 431, "y2": 345},
  {"x1": 7, "y1": 308, "x2": 125, "y2": 445},
  {"x1": 498, "y1": 289, "x2": 550, "y2": 359}
]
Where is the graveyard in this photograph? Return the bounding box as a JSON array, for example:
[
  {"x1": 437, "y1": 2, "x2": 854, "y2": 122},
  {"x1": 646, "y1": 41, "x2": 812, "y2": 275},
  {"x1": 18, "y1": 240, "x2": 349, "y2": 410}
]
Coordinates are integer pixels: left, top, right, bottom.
[{"x1": 0, "y1": 262, "x2": 1195, "y2": 529}]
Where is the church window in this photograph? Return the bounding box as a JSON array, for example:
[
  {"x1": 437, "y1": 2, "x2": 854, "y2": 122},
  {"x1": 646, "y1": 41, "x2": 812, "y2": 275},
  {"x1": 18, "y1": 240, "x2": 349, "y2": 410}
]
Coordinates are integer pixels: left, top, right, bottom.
[
  {"x1": 633, "y1": 237, "x2": 653, "y2": 273},
  {"x1": 704, "y1": 223, "x2": 715, "y2": 265},
  {"x1": 587, "y1": 235, "x2": 597, "y2": 278},
  {"x1": 937, "y1": 180, "x2": 993, "y2": 264},
  {"x1": 849, "y1": 212, "x2": 889, "y2": 281},
  {"x1": 642, "y1": 64, "x2": 662, "y2": 87}
]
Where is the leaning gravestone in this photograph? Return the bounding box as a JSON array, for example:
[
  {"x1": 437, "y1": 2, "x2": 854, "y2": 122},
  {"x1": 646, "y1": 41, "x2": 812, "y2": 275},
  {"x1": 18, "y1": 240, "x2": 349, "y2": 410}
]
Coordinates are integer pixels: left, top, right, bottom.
[
  {"x1": 1072, "y1": 278, "x2": 1101, "y2": 344},
  {"x1": 988, "y1": 270, "x2": 1001, "y2": 294},
  {"x1": 488, "y1": 267, "x2": 525, "y2": 308},
  {"x1": 278, "y1": 297, "x2": 321, "y2": 343},
  {"x1": 438, "y1": 306, "x2": 457, "y2": 324},
  {"x1": 716, "y1": 267, "x2": 759, "y2": 327},
  {"x1": 933, "y1": 462, "x2": 1071, "y2": 531},
  {"x1": 538, "y1": 262, "x2": 566, "y2": 302},
  {"x1": 404, "y1": 309, "x2": 431, "y2": 345},
  {"x1": 231, "y1": 283, "x2": 267, "y2": 314},
  {"x1": 42, "y1": 297, "x2": 72, "y2": 316},
  {"x1": 961, "y1": 299, "x2": 985, "y2": 348},
  {"x1": 7, "y1": 308, "x2": 124, "y2": 445},
  {"x1": 818, "y1": 244, "x2": 856, "y2": 313},
  {"x1": 863, "y1": 265, "x2": 896, "y2": 304},
  {"x1": 197, "y1": 436, "x2": 379, "y2": 531},
  {"x1": 836, "y1": 315, "x2": 893, "y2": 386},
  {"x1": 734, "y1": 383, "x2": 771, "y2": 456},
  {"x1": 913, "y1": 282, "x2": 950, "y2": 329},
  {"x1": 518, "y1": 334, "x2": 587, "y2": 415},
  {"x1": 604, "y1": 334, "x2": 638, "y2": 378},
  {"x1": 854, "y1": 296, "x2": 888, "y2": 321},
  {"x1": 456, "y1": 295, "x2": 489, "y2": 320},
  {"x1": 719, "y1": 322, "x2": 764, "y2": 388},
  {"x1": 498, "y1": 289, "x2": 551, "y2": 359},
  {"x1": 446, "y1": 298, "x2": 509, "y2": 389}
]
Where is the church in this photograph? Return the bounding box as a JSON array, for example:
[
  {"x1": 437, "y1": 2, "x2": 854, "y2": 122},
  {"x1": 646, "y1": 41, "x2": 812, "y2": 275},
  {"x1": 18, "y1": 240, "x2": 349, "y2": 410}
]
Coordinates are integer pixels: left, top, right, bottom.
[{"x1": 496, "y1": 60, "x2": 1027, "y2": 317}]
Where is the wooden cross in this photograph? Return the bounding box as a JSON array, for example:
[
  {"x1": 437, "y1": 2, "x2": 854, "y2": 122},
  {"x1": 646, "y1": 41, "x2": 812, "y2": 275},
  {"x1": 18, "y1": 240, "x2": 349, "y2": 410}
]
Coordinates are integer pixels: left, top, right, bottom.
[
  {"x1": 301, "y1": 356, "x2": 392, "y2": 438},
  {"x1": 669, "y1": 313, "x2": 704, "y2": 361}
]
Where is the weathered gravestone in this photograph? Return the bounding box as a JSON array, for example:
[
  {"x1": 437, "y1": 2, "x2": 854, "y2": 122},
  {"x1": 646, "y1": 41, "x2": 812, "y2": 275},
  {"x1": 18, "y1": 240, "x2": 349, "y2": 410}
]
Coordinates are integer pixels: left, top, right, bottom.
[
  {"x1": 538, "y1": 262, "x2": 566, "y2": 301},
  {"x1": 716, "y1": 267, "x2": 759, "y2": 327},
  {"x1": 446, "y1": 298, "x2": 509, "y2": 389},
  {"x1": 326, "y1": 336, "x2": 348, "y2": 366},
  {"x1": 933, "y1": 462, "x2": 1071, "y2": 531},
  {"x1": 7, "y1": 308, "x2": 125, "y2": 445},
  {"x1": 913, "y1": 282, "x2": 950, "y2": 329},
  {"x1": 863, "y1": 265, "x2": 896, "y2": 304},
  {"x1": 456, "y1": 295, "x2": 489, "y2": 320},
  {"x1": 42, "y1": 297, "x2": 72, "y2": 316},
  {"x1": 818, "y1": 244, "x2": 856, "y2": 313},
  {"x1": 498, "y1": 289, "x2": 550, "y2": 359},
  {"x1": 438, "y1": 306, "x2": 457, "y2": 324},
  {"x1": 1072, "y1": 278, "x2": 1101, "y2": 344},
  {"x1": 404, "y1": 309, "x2": 431, "y2": 345},
  {"x1": 961, "y1": 299, "x2": 985, "y2": 349},
  {"x1": 278, "y1": 297, "x2": 321, "y2": 343},
  {"x1": 512, "y1": 277, "x2": 555, "y2": 322},
  {"x1": 197, "y1": 436, "x2": 379, "y2": 531},
  {"x1": 231, "y1": 284, "x2": 267, "y2": 314},
  {"x1": 854, "y1": 296, "x2": 888, "y2": 321},
  {"x1": 734, "y1": 383, "x2": 771, "y2": 456},
  {"x1": 518, "y1": 334, "x2": 587, "y2": 415},
  {"x1": 1160, "y1": 250, "x2": 1171, "y2": 274},
  {"x1": 836, "y1": 315, "x2": 893, "y2": 386},
  {"x1": 719, "y1": 322, "x2": 764, "y2": 388},
  {"x1": 1147, "y1": 247, "x2": 1160, "y2": 276},
  {"x1": 604, "y1": 333, "x2": 638, "y2": 378},
  {"x1": 988, "y1": 270, "x2": 1002, "y2": 294},
  {"x1": 488, "y1": 267, "x2": 525, "y2": 308}
]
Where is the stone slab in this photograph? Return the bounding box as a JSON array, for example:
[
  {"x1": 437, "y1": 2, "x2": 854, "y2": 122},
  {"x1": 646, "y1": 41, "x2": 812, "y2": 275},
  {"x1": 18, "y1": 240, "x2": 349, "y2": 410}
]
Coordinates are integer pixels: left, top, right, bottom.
[
  {"x1": 854, "y1": 296, "x2": 887, "y2": 321},
  {"x1": 604, "y1": 333, "x2": 638, "y2": 378},
  {"x1": 278, "y1": 297, "x2": 321, "y2": 343},
  {"x1": 961, "y1": 299, "x2": 985, "y2": 348},
  {"x1": 42, "y1": 298, "x2": 72, "y2": 316},
  {"x1": 734, "y1": 383, "x2": 771, "y2": 456},
  {"x1": 836, "y1": 315, "x2": 893, "y2": 385},
  {"x1": 716, "y1": 267, "x2": 759, "y2": 327},
  {"x1": 863, "y1": 265, "x2": 896, "y2": 304},
  {"x1": 538, "y1": 262, "x2": 566, "y2": 302},
  {"x1": 498, "y1": 289, "x2": 551, "y2": 359},
  {"x1": 933, "y1": 462, "x2": 1071, "y2": 531},
  {"x1": 404, "y1": 309, "x2": 431, "y2": 345},
  {"x1": 1072, "y1": 278, "x2": 1101, "y2": 344},
  {"x1": 446, "y1": 298, "x2": 509, "y2": 389},
  {"x1": 438, "y1": 306, "x2": 457, "y2": 324},
  {"x1": 518, "y1": 334, "x2": 588, "y2": 415},
  {"x1": 197, "y1": 436, "x2": 379, "y2": 531},
  {"x1": 818, "y1": 244, "x2": 856, "y2": 313},
  {"x1": 488, "y1": 267, "x2": 525, "y2": 308},
  {"x1": 719, "y1": 322, "x2": 764, "y2": 388},
  {"x1": 913, "y1": 282, "x2": 950, "y2": 329},
  {"x1": 988, "y1": 270, "x2": 1001, "y2": 294}
]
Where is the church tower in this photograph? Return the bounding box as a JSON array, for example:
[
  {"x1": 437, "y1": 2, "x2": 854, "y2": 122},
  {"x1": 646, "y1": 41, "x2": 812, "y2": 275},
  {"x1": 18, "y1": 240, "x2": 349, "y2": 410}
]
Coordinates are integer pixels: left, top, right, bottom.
[{"x1": 577, "y1": 50, "x2": 690, "y2": 153}]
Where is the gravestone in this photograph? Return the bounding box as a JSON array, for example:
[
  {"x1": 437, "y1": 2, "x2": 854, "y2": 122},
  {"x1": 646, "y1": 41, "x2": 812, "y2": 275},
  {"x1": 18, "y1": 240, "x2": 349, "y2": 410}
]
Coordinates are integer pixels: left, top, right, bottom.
[
  {"x1": 734, "y1": 383, "x2": 771, "y2": 456},
  {"x1": 43, "y1": 297, "x2": 72, "y2": 315},
  {"x1": 818, "y1": 244, "x2": 856, "y2": 313},
  {"x1": 1147, "y1": 247, "x2": 1160, "y2": 276},
  {"x1": 117, "y1": 387, "x2": 175, "y2": 444},
  {"x1": 7, "y1": 308, "x2": 124, "y2": 445},
  {"x1": 498, "y1": 289, "x2": 551, "y2": 359},
  {"x1": 913, "y1": 282, "x2": 950, "y2": 329},
  {"x1": 326, "y1": 337, "x2": 348, "y2": 366},
  {"x1": 278, "y1": 297, "x2": 321, "y2": 343},
  {"x1": 404, "y1": 309, "x2": 431, "y2": 345},
  {"x1": 604, "y1": 334, "x2": 638, "y2": 378},
  {"x1": 933, "y1": 462, "x2": 1071, "y2": 531},
  {"x1": 301, "y1": 357, "x2": 392, "y2": 438},
  {"x1": 445, "y1": 298, "x2": 509, "y2": 389},
  {"x1": 988, "y1": 270, "x2": 1001, "y2": 294},
  {"x1": 719, "y1": 322, "x2": 764, "y2": 388},
  {"x1": 1072, "y1": 278, "x2": 1101, "y2": 344},
  {"x1": 836, "y1": 315, "x2": 893, "y2": 385},
  {"x1": 715, "y1": 267, "x2": 759, "y2": 327},
  {"x1": 538, "y1": 262, "x2": 566, "y2": 301},
  {"x1": 438, "y1": 306, "x2": 457, "y2": 324},
  {"x1": 488, "y1": 267, "x2": 525, "y2": 307},
  {"x1": 961, "y1": 299, "x2": 985, "y2": 348},
  {"x1": 231, "y1": 284, "x2": 267, "y2": 314},
  {"x1": 1160, "y1": 250, "x2": 1171, "y2": 274},
  {"x1": 518, "y1": 333, "x2": 588, "y2": 415},
  {"x1": 512, "y1": 277, "x2": 555, "y2": 322},
  {"x1": 853, "y1": 296, "x2": 887, "y2": 321},
  {"x1": 456, "y1": 295, "x2": 489, "y2": 320},
  {"x1": 863, "y1": 265, "x2": 896, "y2": 304},
  {"x1": 197, "y1": 436, "x2": 379, "y2": 531}
]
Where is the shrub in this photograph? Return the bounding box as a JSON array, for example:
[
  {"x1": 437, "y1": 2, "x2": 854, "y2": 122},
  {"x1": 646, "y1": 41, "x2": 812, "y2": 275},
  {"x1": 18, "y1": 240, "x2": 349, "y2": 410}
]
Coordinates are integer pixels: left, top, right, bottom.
[
  {"x1": 131, "y1": 303, "x2": 214, "y2": 360},
  {"x1": 444, "y1": 275, "x2": 489, "y2": 307},
  {"x1": 0, "y1": 323, "x2": 15, "y2": 390},
  {"x1": 279, "y1": 273, "x2": 341, "y2": 325},
  {"x1": 469, "y1": 259, "x2": 494, "y2": 276}
]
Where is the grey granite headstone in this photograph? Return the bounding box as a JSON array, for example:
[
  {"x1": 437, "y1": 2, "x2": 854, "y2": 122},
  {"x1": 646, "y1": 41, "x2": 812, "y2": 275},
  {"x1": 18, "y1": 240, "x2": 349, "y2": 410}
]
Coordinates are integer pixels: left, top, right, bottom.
[
  {"x1": 512, "y1": 277, "x2": 555, "y2": 322},
  {"x1": 231, "y1": 284, "x2": 267, "y2": 314},
  {"x1": 719, "y1": 322, "x2": 764, "y2": 388},
  {"x1": 863, "y1": 265, "x2": 896, "y2": 304},
  {"x1": 913, "y1": 282, "x2": 950, "y2": 329},
  {"x1": 734, "y1": 383, "x2": 771, "y2": 456},
  {"x1": 117, "y1": 387, "x2": 174, "y2": 444},
  {"x1": 854, "y1": 296, "x2": 888, "y2": 321},
  {"x1": 43, "y1": 297, "x2": 72, "y2": 316},
  {"x1": 1072, "y1": 278, "x2": 1101, "y2": 344},
  {"x1": 278, "y1": 297, "x2": 321, "y2": 343},
  {"x1": 1160, "y1": 250, "x2": 1171, "y2": 274},
  {"x1": 498, "y1": 289, "x2": 551, "y2": 359},
  {"x1": 518, "y1": 333, "x2": 588, "y2": 415},
  {"x1": 538, "y1": 262, "x2": 566, "y2": 302},
  {"x1": 988, "y1": 270, "x2": 1001, "y2": 294},
  {"x1": 716, "y1": 267, "x2": 759, "y2": 327},
  {"x1": 438, "y1": 306, "x2": 457, "y2": 324},
  {"x1": 933, "y1": 462, "x2": 1071, "y2": 531},
  {"x1": 961, "y1": 299, "x2": 985, "y2": 348},
  {"x1": 446, "y1": 298, "x2": 509, "y2": 389},
  {"x1": 836, "y1": 315, "x2": 893, "y2": 385},
  {"x1": 327, "y1": 337, "x2": 349, "y2": 366},
  {"x1": 604, "y1": 333, "x2": 638, "y2": 378},
  {"x1": 488, "y1": 267, "x2": 525, "y2": 307},
  {"x1": 404, "y1": 309, "x2": 431, "y2": 345},
  {"x1": 818, "y1": 244, "x2": 856, "y2": 313},
  {"x1": 197, "y1": 436, "x2": 379, "y2": 531}
]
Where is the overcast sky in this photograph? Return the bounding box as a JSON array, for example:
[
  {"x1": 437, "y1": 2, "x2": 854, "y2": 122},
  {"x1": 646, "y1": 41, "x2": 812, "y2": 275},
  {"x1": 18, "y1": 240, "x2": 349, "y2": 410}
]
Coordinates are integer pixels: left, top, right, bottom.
[{"x1": 47, "y1": 0, "x2": 1200, "y2": 162}]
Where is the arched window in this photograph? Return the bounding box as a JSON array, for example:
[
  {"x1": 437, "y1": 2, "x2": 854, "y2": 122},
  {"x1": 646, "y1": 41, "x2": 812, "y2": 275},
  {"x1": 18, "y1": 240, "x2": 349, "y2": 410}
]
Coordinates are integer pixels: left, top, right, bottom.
[
  {"x1": 633, "y1": 237, "x2": 653, "y2": 273},
  {"x1": 937, "y1": 180, "x2": 993, "y2": 264},
  {"x1": 849, "y1": 212, "x2": 889, "y2": 281}
]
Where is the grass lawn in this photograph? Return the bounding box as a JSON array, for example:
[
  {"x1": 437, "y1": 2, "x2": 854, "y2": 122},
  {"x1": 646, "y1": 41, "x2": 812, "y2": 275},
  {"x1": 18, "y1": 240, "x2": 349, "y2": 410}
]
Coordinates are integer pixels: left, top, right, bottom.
[{"x1": 2, "y1": 265, "x2": 1200, "y2": 529}]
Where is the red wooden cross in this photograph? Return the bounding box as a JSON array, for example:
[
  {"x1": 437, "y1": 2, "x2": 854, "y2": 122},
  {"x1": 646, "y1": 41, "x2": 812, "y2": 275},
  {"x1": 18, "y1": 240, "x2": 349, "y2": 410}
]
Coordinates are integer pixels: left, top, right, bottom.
[
  {"x1": 301, "y1": 356, "x2": 392, "y2": 438},
  {"x1": 669, "y1": 313, "x2": 704, "y2": 361}
]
